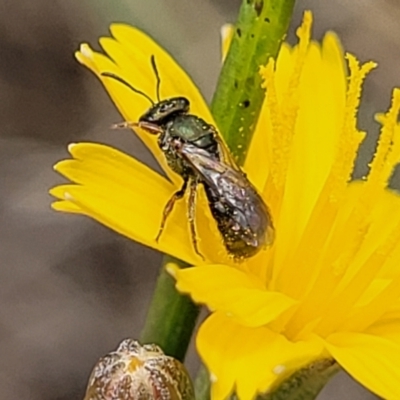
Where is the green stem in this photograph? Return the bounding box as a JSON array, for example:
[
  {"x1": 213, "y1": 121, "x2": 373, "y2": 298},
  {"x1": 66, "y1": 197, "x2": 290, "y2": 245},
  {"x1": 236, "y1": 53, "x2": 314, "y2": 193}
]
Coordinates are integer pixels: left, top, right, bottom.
[
  {"x1": 194, "y1": 364, "x2": 211, "y2": 400},
  {"x1": 194, "y1": 358, "x2": 339, "y2": 400},
  {"x1": 140, "y1": 255, "x2": 200, "y2": 361},
  {"x1": 212, "y1": 0, "x2": 296, "y2": 165},
  {"x1": 258, "y1": 360, "x2": 340, "y2": 400}
]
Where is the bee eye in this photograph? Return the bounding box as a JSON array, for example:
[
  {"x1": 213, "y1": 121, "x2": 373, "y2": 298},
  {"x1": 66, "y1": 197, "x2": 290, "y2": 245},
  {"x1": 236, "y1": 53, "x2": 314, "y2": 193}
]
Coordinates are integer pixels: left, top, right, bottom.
[{"x1": 160, "y1": 103, "x2": 171, "y2": 113}]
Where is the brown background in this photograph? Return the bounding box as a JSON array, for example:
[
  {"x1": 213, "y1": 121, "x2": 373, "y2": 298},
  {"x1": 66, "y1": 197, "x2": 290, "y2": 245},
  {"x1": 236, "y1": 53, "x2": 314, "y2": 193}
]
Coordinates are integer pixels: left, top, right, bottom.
[{"x1": 2, "y1": 0, "x2": 399, "y2": 398}]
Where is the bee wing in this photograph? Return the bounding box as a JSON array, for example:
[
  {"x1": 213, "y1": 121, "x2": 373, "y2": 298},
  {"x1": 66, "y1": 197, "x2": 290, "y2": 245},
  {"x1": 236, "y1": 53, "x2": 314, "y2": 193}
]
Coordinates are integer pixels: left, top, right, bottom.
[
  {"x1": 178, "y1": 143, "x2": 247, "y2": 196},
  {"x1": 217, "y1": 139, "x2": 243, "y2": 172},
  {"x1": 178, "y1": 143, "x2": 275, "y2": 247},
  {"x1": 207, "y1": 125, "x2": 243, "y2": 172}
]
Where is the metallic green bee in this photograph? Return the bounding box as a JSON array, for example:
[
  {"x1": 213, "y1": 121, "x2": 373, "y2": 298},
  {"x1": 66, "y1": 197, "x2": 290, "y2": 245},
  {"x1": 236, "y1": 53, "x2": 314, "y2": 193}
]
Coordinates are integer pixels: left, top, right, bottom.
[{"x1": 102, "y1": 56, "x2": 274, "y2": 260}]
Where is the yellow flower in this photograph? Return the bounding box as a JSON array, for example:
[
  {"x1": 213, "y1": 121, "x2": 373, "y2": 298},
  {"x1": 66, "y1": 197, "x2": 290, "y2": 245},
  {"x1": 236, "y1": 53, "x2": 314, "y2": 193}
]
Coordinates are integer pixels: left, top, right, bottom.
[
  {"x1": 50, "y1": 11, "x2": 400, "y2": 400},
  {"x1": 172, "y1": 13, "x2": 400, "y2": 400}
]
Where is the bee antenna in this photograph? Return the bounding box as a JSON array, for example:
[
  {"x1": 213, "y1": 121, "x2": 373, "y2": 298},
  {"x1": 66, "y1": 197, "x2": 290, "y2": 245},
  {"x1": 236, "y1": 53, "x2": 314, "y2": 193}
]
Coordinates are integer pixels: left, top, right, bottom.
[
  {"x1": 150, "y1": 55, "x2": 161, "y2": 103},
  {"x1": 101, "y1": 72, "x2": 154, "y2": 106}
]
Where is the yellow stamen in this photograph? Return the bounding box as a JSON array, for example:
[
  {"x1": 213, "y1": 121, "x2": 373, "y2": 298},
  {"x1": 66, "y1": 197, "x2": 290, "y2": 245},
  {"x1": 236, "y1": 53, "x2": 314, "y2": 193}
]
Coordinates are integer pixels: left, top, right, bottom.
[
  {"x1": 368, "y1": 88, "x2": 400, "y2": 188},
  {"x1": 282, "y1": 59, "x2": 379, "y2": 336},
  {"x1": 267, "y1": 11, "x2": 312, "y2": 193},
  {"x1": 329, "y1": 55, "x2": 375, "y2": 201},
  {"x1": 315, "y1": 217, "x2": 400, "y2": 336}
]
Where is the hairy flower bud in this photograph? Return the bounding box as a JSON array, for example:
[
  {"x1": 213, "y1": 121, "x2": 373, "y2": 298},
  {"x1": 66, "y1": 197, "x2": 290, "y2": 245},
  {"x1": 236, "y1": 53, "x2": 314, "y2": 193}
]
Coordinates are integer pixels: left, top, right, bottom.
[{"x1": 84, "y1": 339, "x2": 194, "y2": 400}]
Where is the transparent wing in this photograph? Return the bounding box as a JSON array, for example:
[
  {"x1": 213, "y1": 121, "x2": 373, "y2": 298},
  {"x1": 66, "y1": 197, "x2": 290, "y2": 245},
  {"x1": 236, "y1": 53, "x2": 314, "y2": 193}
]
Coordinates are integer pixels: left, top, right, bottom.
[
  {"x1": 208, "y1": 125, "x2": 242, "y2": 172},
  {"x1": 178, "y1": 143, "x2": 247, "y2": 200},
  {"x1": 178, "y1": 143, "x2": 275, "y2": 247}
]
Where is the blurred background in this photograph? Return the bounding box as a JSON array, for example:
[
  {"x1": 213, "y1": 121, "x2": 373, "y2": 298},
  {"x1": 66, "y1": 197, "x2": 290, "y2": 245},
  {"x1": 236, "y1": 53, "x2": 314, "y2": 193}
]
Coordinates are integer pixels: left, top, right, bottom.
[{"x1": 1, "y1": 0, "x2": 398, "y2": 398}]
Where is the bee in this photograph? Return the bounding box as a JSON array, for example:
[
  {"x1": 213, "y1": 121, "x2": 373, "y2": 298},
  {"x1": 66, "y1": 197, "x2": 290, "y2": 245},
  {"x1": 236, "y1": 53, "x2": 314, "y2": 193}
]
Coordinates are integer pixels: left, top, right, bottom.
[{"x1": 102, "y1": 56, "x2": 274, "y2": 260}]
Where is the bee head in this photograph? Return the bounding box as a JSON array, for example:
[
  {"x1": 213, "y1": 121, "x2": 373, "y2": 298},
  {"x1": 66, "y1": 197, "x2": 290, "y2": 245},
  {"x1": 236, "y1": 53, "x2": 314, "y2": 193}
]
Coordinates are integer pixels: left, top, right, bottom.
[{"x1": 139, "y1": 97, "x2": 190, "y2": 124}]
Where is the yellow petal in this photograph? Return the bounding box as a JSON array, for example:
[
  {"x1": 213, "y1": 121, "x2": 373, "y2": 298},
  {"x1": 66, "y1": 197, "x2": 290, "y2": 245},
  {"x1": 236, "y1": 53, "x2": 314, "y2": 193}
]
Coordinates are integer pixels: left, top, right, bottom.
[
  {"x1": 339, "y1": 273, "x2": 400, "y2": 333},
  {"x1": 51, "y1": 142, "x2": 234, "y2": 264},
  {"x1": 220, "y1": 24, "x2": 234, "y2": 62},
  {"x1": 51, "y1": 198, "x2": 83, "y2": 213},
  {"x1": 197, "y1": 313, "x2": 324, "y2": 400},
  {"x1": 273, "y1": 33, "x2": 346, "y2": 272},
  {"x1": 51, "y1": 142, "x2": 201, "y2": 264},
  {"x1": 325, "y1": 332, "x2": 400, "y2": 399},
  {"x1": 109, "y1": 24, "x2": 212, "y2": 119},
  {"x1": 366, "y1": 316, "x2": 400, "y2": 342},
  {"x1": 170, "y1": 264, "x2": 297, "y2": 327},
  {"x1": 284, "y1": 182, "x2": 400, "y2": 338},
  {"x1": 300, "y1": 186, "x2": 400, "y2": 336},
  {"x1": 76, "y1": 24, "x2": 214, "y2": 185},
  {"x1": 244, "y1": 68, "x2": 274, "y2": 192}
]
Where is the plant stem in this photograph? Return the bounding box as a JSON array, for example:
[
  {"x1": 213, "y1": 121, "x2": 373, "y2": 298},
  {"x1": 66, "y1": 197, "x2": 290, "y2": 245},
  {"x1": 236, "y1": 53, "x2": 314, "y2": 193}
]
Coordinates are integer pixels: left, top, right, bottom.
[
  {"x1": 194, "y1": 364, "x2": 211, "y2": 400},
  {"x1": 140, "y1": 256, "x2": 200, "y2": 361},
  {"x1": 258, "y1": 360, "x2": 340, "y2": 400},
  {"x1": 212, "y1": 0, "x2": 296, "y2": 165}
]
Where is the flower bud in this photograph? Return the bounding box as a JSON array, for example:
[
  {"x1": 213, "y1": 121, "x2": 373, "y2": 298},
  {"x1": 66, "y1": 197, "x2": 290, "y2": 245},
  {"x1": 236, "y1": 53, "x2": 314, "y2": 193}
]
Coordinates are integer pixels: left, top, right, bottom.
[{"x1": 84, "y1": 338, "x2": 194, "y2": 400}]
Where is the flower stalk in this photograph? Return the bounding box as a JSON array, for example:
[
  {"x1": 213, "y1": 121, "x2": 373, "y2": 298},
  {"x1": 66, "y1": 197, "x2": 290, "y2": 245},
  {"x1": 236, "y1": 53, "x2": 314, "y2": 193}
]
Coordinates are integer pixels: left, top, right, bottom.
[
  {"x1": 140, "y1": 256, "x2": 200, "y2": 361},
  {"x1": 213, "y1": 0, "x2": 296, "y2": 164},
  {"x1": 257, "y1": 360, "x2": 339, "y2": 400}
]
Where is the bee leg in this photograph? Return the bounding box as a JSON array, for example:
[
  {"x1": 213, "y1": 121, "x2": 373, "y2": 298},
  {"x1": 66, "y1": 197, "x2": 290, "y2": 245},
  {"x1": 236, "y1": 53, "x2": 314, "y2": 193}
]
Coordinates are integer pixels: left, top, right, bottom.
[
  {"x1": 156, "y1": 178, "x2": 188, "y2": 242},
  {"x1": 188, "y1": 179, "x2": 205, "y2": 260}
]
